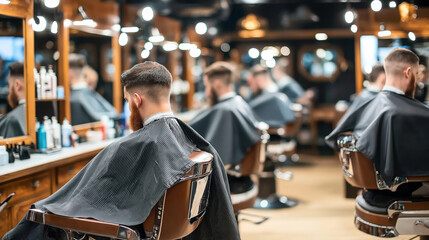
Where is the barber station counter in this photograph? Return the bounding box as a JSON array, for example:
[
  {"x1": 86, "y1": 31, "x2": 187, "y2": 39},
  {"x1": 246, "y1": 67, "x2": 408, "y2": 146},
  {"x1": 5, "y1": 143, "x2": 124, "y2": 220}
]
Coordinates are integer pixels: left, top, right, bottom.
[{"x1": 0, "y1": 139, "x2": 117, "y2": 237}]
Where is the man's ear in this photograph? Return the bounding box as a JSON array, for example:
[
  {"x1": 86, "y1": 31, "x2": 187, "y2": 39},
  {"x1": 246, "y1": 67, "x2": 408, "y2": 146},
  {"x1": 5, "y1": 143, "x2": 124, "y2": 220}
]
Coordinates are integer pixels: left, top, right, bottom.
[
  {"x1": 15, "y1": 79, "x2": 23, "y2": 91},
  {"x1": 133, "y1": 93, "x2": 143, "y2": 108},
  {"x1": 404, "y1": 67, "x2": 412, "y2": 79}
]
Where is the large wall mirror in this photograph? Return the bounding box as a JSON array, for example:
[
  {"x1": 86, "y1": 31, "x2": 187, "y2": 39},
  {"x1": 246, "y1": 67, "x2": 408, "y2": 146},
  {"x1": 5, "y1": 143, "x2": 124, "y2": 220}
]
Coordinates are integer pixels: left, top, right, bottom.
[{"x1": 298, "y1": 44, "x2": 346, "y2": 82}]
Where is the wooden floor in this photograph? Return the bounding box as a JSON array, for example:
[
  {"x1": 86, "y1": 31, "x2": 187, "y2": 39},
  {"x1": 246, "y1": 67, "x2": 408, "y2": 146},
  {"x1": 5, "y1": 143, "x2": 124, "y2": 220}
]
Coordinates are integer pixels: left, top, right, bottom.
[{"x1": 238, "y1": 154, "x2": 416, "y2": 240}]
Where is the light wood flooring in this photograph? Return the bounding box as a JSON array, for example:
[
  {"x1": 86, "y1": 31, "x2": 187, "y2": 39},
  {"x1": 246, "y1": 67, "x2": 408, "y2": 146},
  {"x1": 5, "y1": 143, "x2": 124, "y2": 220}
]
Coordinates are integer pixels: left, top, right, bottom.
[{"x1": 238, "y1": 154, "x2": 416, "y2": 240}]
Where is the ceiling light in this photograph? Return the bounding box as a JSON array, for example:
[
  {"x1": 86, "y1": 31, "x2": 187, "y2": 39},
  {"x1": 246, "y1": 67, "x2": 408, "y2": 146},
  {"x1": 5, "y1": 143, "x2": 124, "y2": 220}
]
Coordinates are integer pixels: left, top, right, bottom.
[
  {"x1": 195, "y1": 22, "x2": 207, "y2": 35},
  {"x1": 371, "y1": 0, "x2": 382, "y2": 12},
  {"x1": 220, "y1": 43, "x2": 230, "y2": 52},
  {"x1": 261, "y1": 49, "x2": 274, "y2": 60},
  {"x1": 350, "y1": 24, "x2": 358, "y2": 33},
  {"x1": 44, "y1": 0, "x2": 60, "y2": 8},
  {"x1": 315, "y1": 33, "x2": 328, "y2": 41},
  {"x1": 190, "y1": 48, "x2": 202, "y2": 58},
  {"x1": 280, "y1": 46, "x2": 290, "y2": 56},
  {"x1": 142, "y1": 7, "x2": 154, "y2": 21},
  {"x1": 144, "y1": 42, "x2": 153, "y2": 50},
  {"x1": 121, "y1": 26, "x2": 139, "y2": 33},
  {"x1": 389, "y1": 1, "x2": 396, "y2": 8},
  {"x1": 208, "y1": 27, "x2": 218, "y2": 36},
  {"x1": 378, "y1": 30, "x2": 391, "y2": 37},
  {"x1": 248, "y1": 48, "x2": 259, "y2": 59},
  {"x1": 51, "y1": 21, "x2": 58, "y2": 34},
  {"x1": 30, "y1": 16, "x2": 47, "y2": 32},
  {"x1": 141, "y1": 49, "x2": 150, "y2": 59},
  {"x1": 73, "y1": 19, "x2": 97, "y2": 27},
  {"x1": 119, "y1": 33, "x2": 128, "y2": 46},
  {"x1": 344, "y1": 10, "x2": 355, "y2": 24},
  {"x1": 163, "y1": 41, "x2": 178, "y2": 51},
  {"x1": 0, "y1": 0, "x2": 10, "y2": 4},
  {"x1": 408, "y1": 32, "x2": 416, "y2": 41},
  {"x1": 266, "y1": 58, "x2": 276, "y2": 68},
  {"x1": 148, "y1": 28, "x2": 164, "y2": 43},
  {"x1": 179, "y1": 43, "x2": 197, "y2": 51},
  {"x1": 241, "y1": 14, "x2": 261, "y2": 31}
]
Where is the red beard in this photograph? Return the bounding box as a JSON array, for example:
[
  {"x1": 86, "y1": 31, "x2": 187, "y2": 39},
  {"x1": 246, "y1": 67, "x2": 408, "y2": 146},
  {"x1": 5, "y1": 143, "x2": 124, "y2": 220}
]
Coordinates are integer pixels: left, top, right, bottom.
[
  {"x1": 7, "y1": 89, "x2": 19, "y2": 109},
  {"x1": 129, "y1": 102, "x2": 143, "y2": 131}
]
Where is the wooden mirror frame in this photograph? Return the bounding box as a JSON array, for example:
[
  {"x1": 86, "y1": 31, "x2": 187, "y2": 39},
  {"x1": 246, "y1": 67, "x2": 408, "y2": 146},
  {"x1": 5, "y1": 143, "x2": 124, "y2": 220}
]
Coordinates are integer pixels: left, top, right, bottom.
[
  {"x1": 0, "y1": 0, "x2": 36, "y2": 145},
  {"x1": 297, "y1": 43, "x2": 345, "y2": 83}
]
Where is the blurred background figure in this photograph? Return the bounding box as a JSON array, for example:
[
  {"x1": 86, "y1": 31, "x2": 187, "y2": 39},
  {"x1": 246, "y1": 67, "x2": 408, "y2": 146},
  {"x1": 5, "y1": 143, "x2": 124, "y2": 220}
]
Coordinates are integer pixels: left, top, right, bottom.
[
  {"x1": 83, "y1": 65, "x2": 99, "y2": 91},
  {"x1": 273, "y1": 57, "x2": 305, "y2": 103},
  {"x1": 415, "y1": 64, "x2": 428, "y2": 103}
]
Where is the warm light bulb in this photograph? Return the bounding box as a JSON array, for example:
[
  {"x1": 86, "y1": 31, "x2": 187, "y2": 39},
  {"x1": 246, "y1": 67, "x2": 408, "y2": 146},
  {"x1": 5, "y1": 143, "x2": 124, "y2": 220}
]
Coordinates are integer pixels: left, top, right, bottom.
[
  {"x1": 142, "y1": 7, "x2": 154, "y2": 21},
  {"x1": 350, "y1": 24, "x2": 358, "y2": 33},
  {"x1": 44, "y1": 0, "x2": 60, "y2": 8},
  {"x1": 371, "y1": 0, "x2": 382, "y2": 12},
  {"x1": 141, "y1": 49, "x2": 150, "y2": 59},
  {"x1": 408, "y1": 32, "x2": 416, "y2": 41},
  {"x1": 280, "y1": 46, "x2": 290, "y2": 56},
  {"x1": 51, "y1": 21, "x2": 58, "y2": 34},
  {"x1": 315, "y1": 33, "x2": 328, "y2": 41},
  {"x1": 220, "y1": 43, "x2": 230, "y2": 52},
  {"x1": 144, "y1": 42, "x2": 153, "y2": 50},
  {"x1": 118, "y1": 33, "x2": 128, "y2": 46},
  {"x1": 195, "y1": 22, "x2": 207, "y2": 35},
  {"x1": 30, "y1": 16, "x2": 47, "y2": 32},
  {"x1": 162, "y1": 41, "x2": 178, "y2": 51},
  {"x1": 190, "y1": 48, "x2": 202, "y2": 58},
  {"x1": 389, "y1": 1, "x2": 396, "y2": 8},
  {"x1": 344, "y1": 10, "x2": 354, "y2": 24},
  {"x1": 248, "y1": 48, "x2": 259, "y2": 59}
]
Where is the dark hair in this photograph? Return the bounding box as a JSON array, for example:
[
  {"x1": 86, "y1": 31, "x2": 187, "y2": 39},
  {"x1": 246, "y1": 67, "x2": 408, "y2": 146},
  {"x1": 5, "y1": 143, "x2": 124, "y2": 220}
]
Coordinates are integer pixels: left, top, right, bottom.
[
  {"x1": 8, "y1": 61, "x2": 24, "y2": 78},
  {"x1": 368, "y1": 63, "x2": 385, "y2": 83},
  {"x1": 121, "y1": 61, "x2": 172, "y2": 101},
  {"x1": 384, "y1": 48, "x2": 419, "y2": 77},
  {"x1": 69, "y1": 53, "x2": 87, "y2": 69},
  {"x1": 204, "y1": 62, "x2": 233, "y2": 86},
  {"x1": 250, "y1": 64, "x2": 268, "y2": 77}
]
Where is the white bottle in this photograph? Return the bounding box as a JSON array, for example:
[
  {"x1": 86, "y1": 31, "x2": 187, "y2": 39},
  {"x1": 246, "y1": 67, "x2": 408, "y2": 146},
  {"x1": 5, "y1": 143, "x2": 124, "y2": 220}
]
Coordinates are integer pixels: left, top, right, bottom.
[
  {"x1": 62, "y1": 118, "x2": 72, "y2": 147},
  {"x1": 48, "y1": 66, "x2": 57, "y2": 98},
  {"x1": 39, "y1": 67, "x2": 48, "y2": 99},
  {"x1": 44, "y1": 116, "x2": 54, "y2": 149},
  {"x1": 51, "y1": 116, "x2": 61, "y2": 149},
  {"x1": 34, "y1": 68, "x2": 41, "y2": 99},
  {"x1": 0, "y1": 145, "x2": 8, "y2": 165}
]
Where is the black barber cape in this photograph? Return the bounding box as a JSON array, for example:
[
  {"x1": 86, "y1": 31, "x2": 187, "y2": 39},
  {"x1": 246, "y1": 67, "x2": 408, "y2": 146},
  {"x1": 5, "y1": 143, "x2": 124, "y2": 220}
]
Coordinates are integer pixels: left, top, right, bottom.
[
  {"x1": 325, "y1": 91, "x2": 429, "y2": 186},
  {"x1": 70, "y1": 88, "x2": 119, "y2": 125},
  {"x1": 0, "y1": 103, "x2": 25, "y2": 138},
  {"x1": 249, "y1": 92, "x2": 295, "y2": 128},
  {"x1": 347, "y1": 88, "x2": 378, "y2": 113},
  {"x1": 189, "y1": 95, "x2": 261, "y2": 166},
  {"x1": 278, "y1": 77, "x2": 304, "y2": 103},
  {"x1": 4, "y1": 117, "x2": 240, "y2": 240}
]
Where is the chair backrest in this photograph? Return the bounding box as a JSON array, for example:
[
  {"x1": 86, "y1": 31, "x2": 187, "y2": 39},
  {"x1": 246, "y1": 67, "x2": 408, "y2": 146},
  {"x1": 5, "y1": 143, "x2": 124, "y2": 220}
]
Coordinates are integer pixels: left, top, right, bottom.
[
  {"x1": 267, "y1": 105, "x2": 303, "y2": 137},
  {"x1": 239, "y1": 140, "x2": 266, "y2": 176},
  {"x1": 143, "y1": 150, "x2": 214, "y2": 240}
]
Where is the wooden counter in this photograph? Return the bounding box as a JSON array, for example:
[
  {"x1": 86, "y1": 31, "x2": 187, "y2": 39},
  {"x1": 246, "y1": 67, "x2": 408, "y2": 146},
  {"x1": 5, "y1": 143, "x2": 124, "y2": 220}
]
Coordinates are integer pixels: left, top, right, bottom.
[{"x1": 0, "y1": 139, "x2": 116, "y2": 237}]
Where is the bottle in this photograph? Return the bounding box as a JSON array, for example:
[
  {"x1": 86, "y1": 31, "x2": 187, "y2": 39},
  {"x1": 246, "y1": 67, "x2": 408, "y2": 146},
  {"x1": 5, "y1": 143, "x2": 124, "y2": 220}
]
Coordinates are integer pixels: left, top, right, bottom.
[
  {"x1": 48, "y1": 65, "x2": 57, "y2": 98},
  {"x1": 34, "y1": 68, "x2": 41, "y2": 99},
  {"x1": 0, "y1": 146, "x2": 8, "y2": 165},
  {"x1": 100, "y1": 116, "x2": 109, "y2": 140},
  {"x1": 44, "y1": 116, "x2": 54, "y2": 149},
  {"x1": 51, "y1": 117, "x2": 61, "y2": 149},
  {"x1": 39, "y1": 66, "x2": 47, "y2": 99},
  {"x1": 37, "y1": 124, "x2": 47, "y2": 151},
  {"x1": 61, "y1": 118, "x2": 72, "y2": 147}
]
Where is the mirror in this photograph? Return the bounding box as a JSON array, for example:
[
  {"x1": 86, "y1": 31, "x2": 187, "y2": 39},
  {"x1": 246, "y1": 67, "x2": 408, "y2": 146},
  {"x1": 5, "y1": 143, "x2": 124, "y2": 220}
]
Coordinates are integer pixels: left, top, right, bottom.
[
  {"x1": 298, "y1": 44, "x2": 345, "y2": 82},
  {"x1": 69, "y1": 28, "x2": 118, "y2": 125},
  {"x1": 0, "y1": 15, "x2": 26, "y2": 139}
]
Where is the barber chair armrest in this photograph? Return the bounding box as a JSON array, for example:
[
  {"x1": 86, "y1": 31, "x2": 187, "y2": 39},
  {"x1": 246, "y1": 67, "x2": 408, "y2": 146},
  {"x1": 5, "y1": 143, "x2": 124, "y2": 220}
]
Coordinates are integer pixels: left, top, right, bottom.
[
  {"x1": 388, "y1": 200, "x2": 429, "y2": 218},
  {"x1": 27, "y1": 209, "x2": 139, "y2": 240}
]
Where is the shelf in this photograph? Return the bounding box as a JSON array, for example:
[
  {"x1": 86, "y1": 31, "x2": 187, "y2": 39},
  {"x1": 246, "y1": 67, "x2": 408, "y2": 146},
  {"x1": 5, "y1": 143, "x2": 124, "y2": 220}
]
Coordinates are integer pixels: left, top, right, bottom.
[{"x1": 35, "y1": 98, "x2": 65, "y2": 102}]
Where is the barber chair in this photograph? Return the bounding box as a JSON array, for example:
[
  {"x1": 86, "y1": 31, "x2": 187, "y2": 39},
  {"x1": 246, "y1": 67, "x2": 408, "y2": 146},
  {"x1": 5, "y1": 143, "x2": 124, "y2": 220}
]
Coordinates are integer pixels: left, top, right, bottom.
[
  {"x1": 337, "y1": 133, "x2": 429, "y2": 239},
  {"x1": 27, "y1": 150, "x2": 214, "y2": 240}
]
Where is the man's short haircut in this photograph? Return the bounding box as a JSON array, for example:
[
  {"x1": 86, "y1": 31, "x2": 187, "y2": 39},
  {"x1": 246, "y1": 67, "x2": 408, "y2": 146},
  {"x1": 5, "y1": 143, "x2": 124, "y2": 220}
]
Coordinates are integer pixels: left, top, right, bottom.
[
  {"x1": 121, "y1": 61, "x2": 172, "y2": 102},
  {"x1": 204, "y1": 61, "x2": 233, "y2": 86},
  {"x1": 69, "y1": 53, "x2": 87, "y2": 70},
  {"x1": 8, "y1": 61, "x2": 24, "y2": 78},
  {"x1": 250, "y1": 64, "x2": 269, "y2": 77},
  {"x1": 384, "y1": 48, "x2": 419, "y2": 76},
  {"x1": 368, "y1": 63, "x2": 385, "y2": 83}
]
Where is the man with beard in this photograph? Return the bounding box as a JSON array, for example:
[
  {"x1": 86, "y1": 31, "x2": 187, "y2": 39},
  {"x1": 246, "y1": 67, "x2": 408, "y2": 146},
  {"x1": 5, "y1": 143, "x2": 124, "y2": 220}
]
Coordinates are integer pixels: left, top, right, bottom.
[
  {"x1": 69, "y1": 53, "x2": 118, "y2": 125},
  {"x1": 272, "y1": 57, "x2": 304, "y2": 103},
  {"x1": 0, "y1": 62, "x2": 26, "y2": 138},
  {"x1": 247, "y1": 65, "x2": 295, "y2": 128},
  {"x1": 4, "y1": 61, "x2": 240, "y2": 240},
  {"x1": 189, "y1": 62, "x2": 262, "y2": 196},
  {"x1": 326, "y1": 48, "x2": 429, "y2": 208}
]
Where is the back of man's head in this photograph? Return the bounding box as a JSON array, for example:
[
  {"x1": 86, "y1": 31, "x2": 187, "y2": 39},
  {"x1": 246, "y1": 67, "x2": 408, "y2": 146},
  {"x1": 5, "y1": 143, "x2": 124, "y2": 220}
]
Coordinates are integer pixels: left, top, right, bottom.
[
  {"x1": 121, "y1": 61, "x2": 172, "y2": 103},
  {"x1": 69, "y1": 53, "x2": 87, "y2": 85},
  {"x1": 273, "y1": 57, "x2": 290, "y2": 76},
  {"x1": 250, "y1": 64, "x2": 269, "y2": 78},
  {"x1": 8, "y1": 61, "x2": 24, "y2": 79},
  {"x1": 384, "y1": 48, "x2": 419, "y2": 77},
  {"x1": 204, "y1": 61, "x2": 234, "y2": 87},
  {"x1": 368, "y1": 63, "x2": 385, "y2": 83}
]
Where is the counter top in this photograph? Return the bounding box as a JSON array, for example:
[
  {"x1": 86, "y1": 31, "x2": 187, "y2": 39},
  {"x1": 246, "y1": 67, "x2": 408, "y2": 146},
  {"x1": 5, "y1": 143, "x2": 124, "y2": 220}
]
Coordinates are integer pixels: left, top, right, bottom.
[{"x1": 0, "y1": 139, "x2": 117, "y2": 184}]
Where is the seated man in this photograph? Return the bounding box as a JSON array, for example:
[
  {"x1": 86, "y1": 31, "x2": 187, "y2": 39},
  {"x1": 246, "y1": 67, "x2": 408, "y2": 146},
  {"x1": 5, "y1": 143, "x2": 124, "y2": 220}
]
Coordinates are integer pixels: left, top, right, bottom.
[
  {"x1": 326, "y1": 48, "x2": 429, "y2": 208},
  {"x1": 347, "y1": 63, "x2": 385, "y2": 113},
  {"x1": 4, "y1": 61, "x2": 239, "y2": 240},
  {"x1": 0, "y1": 62, "x2": 25, "y2": 138},
  {"x1": 272, "y1": 57, "x2": 304, "y2": 103},
  {"x1": 189, "y1": 62, "x2": 262, "y2": 194},
  {"x1": 247, "y1": 65, "x2": 295, "y2": 128},
  {"x1": 415, "y1": 64, "x2": 428, "y2": 103},
  {"x1": 69, "y1": 53, "x2": 118, "y2": 125}
]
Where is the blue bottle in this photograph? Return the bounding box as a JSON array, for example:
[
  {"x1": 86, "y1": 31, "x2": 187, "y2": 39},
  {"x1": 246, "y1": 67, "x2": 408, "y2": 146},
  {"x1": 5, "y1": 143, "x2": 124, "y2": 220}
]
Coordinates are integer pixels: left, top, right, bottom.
[{"x1": 37, "y1": 124, "x2": 47, "y2": 150}]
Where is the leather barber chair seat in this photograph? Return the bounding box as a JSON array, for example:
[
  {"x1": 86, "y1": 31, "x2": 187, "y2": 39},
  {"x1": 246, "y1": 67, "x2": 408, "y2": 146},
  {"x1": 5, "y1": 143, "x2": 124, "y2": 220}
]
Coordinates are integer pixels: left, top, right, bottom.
[
  {"x1": 337, "y1": 133, "x2": 429, "y2": 239},
  {"x1": 27, "y1": 150, "x2": 214, "y2": 240}
]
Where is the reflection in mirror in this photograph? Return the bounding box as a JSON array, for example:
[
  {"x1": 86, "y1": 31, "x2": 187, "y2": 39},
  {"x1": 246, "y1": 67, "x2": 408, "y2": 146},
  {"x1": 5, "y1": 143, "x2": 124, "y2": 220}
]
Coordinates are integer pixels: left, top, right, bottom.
[
  {"x1": 0, "y1": 15, "x2": 26, "y2": 139},
  {"x1": 298, "y1": 44, "x2": 344, "y2": 82},
  {"x1": 69, "y1": 29, "x2": 118, "y2": 125}
]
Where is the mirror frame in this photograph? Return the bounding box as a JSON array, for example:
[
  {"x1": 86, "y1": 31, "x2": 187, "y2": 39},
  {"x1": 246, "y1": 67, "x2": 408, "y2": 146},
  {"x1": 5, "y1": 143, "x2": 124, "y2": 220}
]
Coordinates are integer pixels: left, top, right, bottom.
[
  {"x1": 297, "y1": 43, "x2": 345, "y2": 83},
  {"x1": 0, "y1": 0, "x2": 36, "y2": 145}
]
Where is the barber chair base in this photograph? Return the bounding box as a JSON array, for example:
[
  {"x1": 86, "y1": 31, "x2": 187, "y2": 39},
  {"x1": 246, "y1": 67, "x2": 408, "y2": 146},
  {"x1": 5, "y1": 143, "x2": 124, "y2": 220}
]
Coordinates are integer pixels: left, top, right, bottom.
[{"x1": 253, "y1": 194, "x2": 298, "y2": 209}]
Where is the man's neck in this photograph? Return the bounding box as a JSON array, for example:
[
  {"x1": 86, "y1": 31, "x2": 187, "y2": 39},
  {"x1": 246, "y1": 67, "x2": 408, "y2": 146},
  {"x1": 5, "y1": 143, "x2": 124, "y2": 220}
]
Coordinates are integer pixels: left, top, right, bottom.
[
  {"x1": 217, "y1": 91, "x2": 236, "y2": 102},
  {"x1": 142, "y1": 103, "x2": 172, "y2": 120}
]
